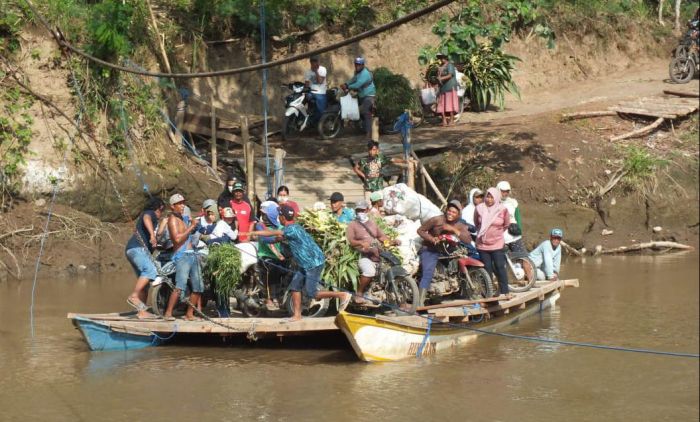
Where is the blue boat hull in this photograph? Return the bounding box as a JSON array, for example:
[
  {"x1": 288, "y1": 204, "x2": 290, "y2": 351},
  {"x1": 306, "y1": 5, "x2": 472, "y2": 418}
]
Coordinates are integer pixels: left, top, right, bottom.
[{"x1": 72, "y1": 316, "x2": 156, "y2": 351}]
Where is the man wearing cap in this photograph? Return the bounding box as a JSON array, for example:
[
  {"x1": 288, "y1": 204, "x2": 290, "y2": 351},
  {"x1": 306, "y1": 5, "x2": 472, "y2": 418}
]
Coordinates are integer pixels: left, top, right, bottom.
[
  {"x1": 497, "y1": 180, "x2": 526, "y2": 253},
  {"x1": 193, "y1": 200, "x2": 220, "y2": 247},
  {"x1": 342, "y1": 56, "x2": 376, "y2": 137},
  {"x1": 229, "y1": 181, "x2": 253, "y2": 242},
  {"x1": 304, "y1": 55, "x2": 328, "y2": 119},
  {"x1": 164, "y1": 193, "x2": 204, "y2": 321},
  {"x1": 369, "y1": 191, "x2": 384, "y2": 218},
  {"x1": 416, "y1": 200, "x2": 472, "y2": 305},
  {"x1": 346, "y1": 200, "x2": 400, "y2": 304},
  {"x1": 353, "y1": 140, "x2": 408, "y2": 195},
  {"x1": 529, "y1": 229, "x2": 563, "y2": 281},
  {"x1": 203, "y1": 207, "x2": 238, "y2": 245},
  {"x1": 250, "y1": 205, "x2": 352, "y2": 321},
  {"x1": 329, "y1": 192, "x2": 355, "y2": 224}
]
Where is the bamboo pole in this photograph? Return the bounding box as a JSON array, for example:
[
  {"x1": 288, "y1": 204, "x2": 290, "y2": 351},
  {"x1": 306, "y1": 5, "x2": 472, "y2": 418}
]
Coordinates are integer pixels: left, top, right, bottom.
[
  {"x1": 241, "y1": 116, "x2": 255, "y2": 199},
  {"x1": 210, "y1": 97, "x2": 217, "y2": 172},
  {"x1": 601, "y1": 241, "x2": 693, "y2": 254},
  {"x1": 371, "y1": 117, "x2": 379, "y2": 142},
  {"x1": 609, "y1": 117, "x2": 665, "y2": 142},
  {"x1": 410, "y1": 151, "x2": 447, "y2": 206},
  {"x1": 145, "y1": 0, "x2": 173, "y2": 75}
]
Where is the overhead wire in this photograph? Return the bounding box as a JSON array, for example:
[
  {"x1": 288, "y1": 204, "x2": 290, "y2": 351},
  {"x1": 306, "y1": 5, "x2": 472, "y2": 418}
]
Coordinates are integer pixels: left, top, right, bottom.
[{"x1": 21, "y1": 0, "x2": 456, "y2": 79}]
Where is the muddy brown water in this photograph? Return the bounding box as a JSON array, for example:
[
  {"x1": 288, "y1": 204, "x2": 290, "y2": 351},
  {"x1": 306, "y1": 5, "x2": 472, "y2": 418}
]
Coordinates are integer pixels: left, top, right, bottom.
[{"x1": 1, "y1": 253, "x2": 698, "y2": 421}]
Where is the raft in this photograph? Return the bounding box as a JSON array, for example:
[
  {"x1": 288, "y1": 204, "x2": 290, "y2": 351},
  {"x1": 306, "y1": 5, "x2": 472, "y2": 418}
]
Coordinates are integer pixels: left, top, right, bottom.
[
  {"x1": 335, "y1": 278, "x2": 579, "y2": 362},
  {"x1": 68, "y1": 279, "x2": 578, "y2": 356}
]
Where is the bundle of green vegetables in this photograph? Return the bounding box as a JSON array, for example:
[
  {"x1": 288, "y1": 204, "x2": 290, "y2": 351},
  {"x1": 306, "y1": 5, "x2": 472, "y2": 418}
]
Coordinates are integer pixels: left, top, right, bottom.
[
  {"x1": 204, "y1": 243, "x2": 242, "y2": 298},
  {"x1": 297, "y1": 209, "x2": 402, "y2": 291}
]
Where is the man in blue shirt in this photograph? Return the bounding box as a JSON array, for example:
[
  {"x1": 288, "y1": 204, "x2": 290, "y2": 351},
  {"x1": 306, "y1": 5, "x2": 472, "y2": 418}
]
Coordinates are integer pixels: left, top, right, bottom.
[
  {"x1": 343, "y1": 57, "x2": 376, "y2": 137},
  {"x1": 529, "y1": 228, "x2": 563, "y2": 281},
  {"x1": 250, "y1": 205, "x2": 352, "y2": 321},
  {"x1": 330, "y1": 192, "x2": 355, "y2": 224}
]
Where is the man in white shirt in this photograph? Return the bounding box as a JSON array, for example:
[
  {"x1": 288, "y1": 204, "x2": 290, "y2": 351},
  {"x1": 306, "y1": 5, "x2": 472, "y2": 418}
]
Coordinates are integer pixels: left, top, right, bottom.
[{"x1": 304, "y1": 55, "x2": 328, "y2": 118}]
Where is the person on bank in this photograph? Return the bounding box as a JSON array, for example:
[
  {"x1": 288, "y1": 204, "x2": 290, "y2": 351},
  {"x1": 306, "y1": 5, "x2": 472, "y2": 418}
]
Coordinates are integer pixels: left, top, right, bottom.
[
  {"x1": 304, "y1": 55, "x2": 328, "y2": 119},
  {"x1": 125, "y1": 197, "x2": 165, "y2": 319},
  {"x1": 250, "y1": 204, "x2": 352, "y2": 321},
  {"x1": 342, "y1": 57, "x2": 376, "y2": 137},
  {"x1": 164, "y1": 193, "x2": 204, "y2": 321},
  {"x1": 474, "y1": 188, "x2": 511, "y2": 298},
  {"x1": 346, "y1": 200, "x2": 400, "y2": 304},
  {"x1": 529, "y1": 229, "x2": 563, "y2": 281},
  {"x1": 435, "y1": 52, "x2": 459, "y2": 127},
  {"x1": 416, "y1": 200, "x2": 471, "y2": 305},
  {"x1": 353, "y1": 140, "x2": 407, "y2": 195}
]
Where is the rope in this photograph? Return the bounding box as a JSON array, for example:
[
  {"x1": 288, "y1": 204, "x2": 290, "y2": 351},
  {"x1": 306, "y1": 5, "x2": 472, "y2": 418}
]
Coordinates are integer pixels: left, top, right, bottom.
[
  {"x1": 259, "y1": 0, "x2": 272, "y2": 198},
  {"x1": 416, "y1": 317, "x2": 433, "y2": 357},
  {"x1": 226, "y1": 242, "x2": 699, "y2": 359},
  {"x1": 117, "y1": 77, "x2": 151, "y2": 196},
  {"x1": 151, "y1": 324, "x2": 178, "y2": 343},
  {"x1": 22, "y1": 0, "x2": 456, "y2": 79}
]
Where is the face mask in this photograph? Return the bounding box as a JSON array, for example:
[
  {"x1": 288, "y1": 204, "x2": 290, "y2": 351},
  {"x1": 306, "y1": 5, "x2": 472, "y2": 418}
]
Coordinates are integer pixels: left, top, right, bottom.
[
  {"x1": 357, "y1": 212, "x2": 369, "y2": 223},
  {"x1": 227, "y1": 186, "x2": 233, "y2": 193},
  {"x1": 279, "y1": 196, "x2": 289, "y2": 203}
]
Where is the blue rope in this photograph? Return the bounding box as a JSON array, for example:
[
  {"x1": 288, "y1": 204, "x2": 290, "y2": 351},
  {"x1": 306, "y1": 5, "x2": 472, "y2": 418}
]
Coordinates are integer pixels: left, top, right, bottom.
[
  {"x1": 227, "y1": 243, "x2": 699, "y2": 359},
  {"x1": 416, "y1": 317, "x2": 433, "y2": 357},
  {"x1": 151, "y1": 324, "x2": 178, "y2": 344},
  {"x1": 260, "y1": 0, "x2": 272, "y2": 198}
]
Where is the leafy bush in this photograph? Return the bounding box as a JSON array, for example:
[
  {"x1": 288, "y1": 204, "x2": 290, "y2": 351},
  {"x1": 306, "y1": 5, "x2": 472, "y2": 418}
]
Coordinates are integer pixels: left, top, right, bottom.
[
  {"x1": 373, "y1": 67, "x2": 421, "y2": 124},
  {"x1": 205, "y1": 243, "x2": 243, "y2": 298}
]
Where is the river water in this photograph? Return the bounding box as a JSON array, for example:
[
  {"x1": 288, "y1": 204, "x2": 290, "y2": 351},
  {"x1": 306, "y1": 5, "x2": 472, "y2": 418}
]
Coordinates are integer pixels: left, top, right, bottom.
[{"x1": 0, "y1": 252, "x2": 697, "y2": 421}]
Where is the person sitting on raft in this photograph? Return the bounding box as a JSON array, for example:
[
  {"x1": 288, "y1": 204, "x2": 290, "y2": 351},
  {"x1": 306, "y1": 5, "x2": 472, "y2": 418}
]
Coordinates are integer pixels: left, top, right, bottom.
[{"x1": 529, "y1": 228, "x2": 563, "y2": 281}]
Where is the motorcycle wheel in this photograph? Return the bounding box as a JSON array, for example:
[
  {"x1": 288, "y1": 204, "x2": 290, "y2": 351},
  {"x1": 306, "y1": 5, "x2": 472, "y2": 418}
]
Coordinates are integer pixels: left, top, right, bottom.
[
  {"x1": 669, "y1": 57, "x2": 696, "y2": 84},
  {"x1": 675, "y1": 44, "x2": 689, "y2": 59},
  {"x1": 241, "y1": 299, "x2": 266, "y2": 318},
  {"x1": 463, "y1": 268, "x2": 494, "y2": 300},
  {"x1": 384, "y1": 274, "x2": 419, "y2": 314},
  {"x1": 318, "y1": 112, "x2": 342, "y2": 139},
  {"x1": 146, "y1": 281, "x2": 172, "y2": 317},
  {"x1": 283, "y1": 290, "x2": 329, "y2": 318},
  {"x1": 507, "y1": 256, "x2": 537, "y2": 293},
  {"x1": 282, "y1": 115, "x2": 301, "y2": 141}
]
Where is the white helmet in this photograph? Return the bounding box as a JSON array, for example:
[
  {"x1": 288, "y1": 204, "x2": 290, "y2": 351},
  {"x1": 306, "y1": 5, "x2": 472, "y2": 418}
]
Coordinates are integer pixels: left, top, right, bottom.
[{"x1": 496, "y1": 181, "x2": 511, "y2": 191}]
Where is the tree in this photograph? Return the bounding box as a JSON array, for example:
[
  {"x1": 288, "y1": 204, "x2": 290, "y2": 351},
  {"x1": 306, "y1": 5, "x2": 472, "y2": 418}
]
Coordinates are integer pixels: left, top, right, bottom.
[
  {"x1": 674, "y1": 0, "x2": 682, "y2": 31},
  {"x1": 658, "y1": 0, "x2": 665, "y2": 26}
]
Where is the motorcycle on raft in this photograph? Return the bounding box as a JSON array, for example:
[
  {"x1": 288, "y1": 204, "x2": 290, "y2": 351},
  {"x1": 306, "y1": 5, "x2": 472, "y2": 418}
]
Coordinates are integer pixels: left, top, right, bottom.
[
  {"x1": 417, "y1": 234, "x2": 495, "y2": 305},
  {"x1": 146, "y1": 243, "x2": 330, "y2": 318}
]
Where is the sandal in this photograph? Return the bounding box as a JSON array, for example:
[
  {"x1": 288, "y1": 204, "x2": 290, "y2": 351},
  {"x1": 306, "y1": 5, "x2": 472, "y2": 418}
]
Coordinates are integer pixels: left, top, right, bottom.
[
  {"x1": 162, "y1": 316, "x2": 176, "y2": 322},
  {"x1": 338, "y1": 293, "x2": 353, "y2": 312},
  {"x1": 127, "y1": 296, "x2": 148, "y2": 312}
]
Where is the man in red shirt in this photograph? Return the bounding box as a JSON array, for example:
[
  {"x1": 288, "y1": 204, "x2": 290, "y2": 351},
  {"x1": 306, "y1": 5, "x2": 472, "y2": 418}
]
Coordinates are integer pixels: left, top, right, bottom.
[{"x1": 229, "y1": 182, "x2": 253, "y2": 242}]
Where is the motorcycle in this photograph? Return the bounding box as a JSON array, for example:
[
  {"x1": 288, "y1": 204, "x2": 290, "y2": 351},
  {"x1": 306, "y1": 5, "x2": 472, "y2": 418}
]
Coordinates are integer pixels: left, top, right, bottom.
[
  {"x1": 419, "y1": 235, "x2": 494, "y2": 305},
  {"x1": 281, "y1": 81, "x2": 320, "y2": 141},
  {"x1": 317, "y1": 88, "x2": 368, "y2": 139},
  {"x1": 674, "y1": 19, "x2": 700, "y2": 59},
  {"x1": 147, "y1": 243, "x2": 329, "y2": 318},
  {"x1": 503, "y1": 248, "x2": 537, "y2": 293},
  {"x1": 349, "y1": 244, "x2": 420, "y2": 314},
  {"x1": 669, "y1": 40, "x2": 699, "y2": 84}
]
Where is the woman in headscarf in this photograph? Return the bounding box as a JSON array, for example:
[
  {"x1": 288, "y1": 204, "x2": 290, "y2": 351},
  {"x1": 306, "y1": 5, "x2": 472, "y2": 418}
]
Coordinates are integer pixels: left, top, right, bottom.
[
  {"x1": 461, "y1": 188, "x2": 484, "y2": 227},
  {"x1": 474, "y1": 187, "x2": 511, "y2": 298},
  {"x1": 435, "y1": 52, "x2": 459, "y2": 127}
]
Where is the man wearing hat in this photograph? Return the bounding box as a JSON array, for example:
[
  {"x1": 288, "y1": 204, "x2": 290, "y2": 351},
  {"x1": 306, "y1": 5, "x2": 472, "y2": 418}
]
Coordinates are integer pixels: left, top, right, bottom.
[
  {"x1": 368, "y1": 191, "x2": 384, "y2": 218},
  {"x1": 229, "y1": 181, "x2": 253, "y2": 242},
  {"x1": 250, "y1": 204, "x2": 352, "y2": 321},
  {"x1": 346, "y1": 199, "x2": 400, "y2": 304},
  {"x1": 529, "y1": 229, "x2": 563, "y2": 281},
  {"x1": 342, "y1": 56, "x2": 376, "y2": 137},
  {"x1": 164, "y1": 193, "x2": 204, "y2": 321},
  {"x1": 416, "y1": 199, "x2": 472, "y2": 305},
  {"x1": 329, "y1": 191, "x2": 355, "y2": 224}
]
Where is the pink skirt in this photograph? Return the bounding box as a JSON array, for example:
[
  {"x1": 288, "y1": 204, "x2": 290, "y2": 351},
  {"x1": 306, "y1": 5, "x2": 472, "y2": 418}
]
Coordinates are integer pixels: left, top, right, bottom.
[{"x1": 436, "y1": 89, "x2": 459, "y2": 114}]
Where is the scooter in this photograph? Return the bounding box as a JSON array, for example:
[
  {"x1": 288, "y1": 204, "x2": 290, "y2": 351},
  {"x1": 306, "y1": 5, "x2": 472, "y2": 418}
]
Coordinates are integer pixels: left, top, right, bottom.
[
  {"x1": 317, "y1": 87, "x2": 367, "y2": 139},
  {"x1": 281, "y1": 81, "x2": 319, "y2": 140}
]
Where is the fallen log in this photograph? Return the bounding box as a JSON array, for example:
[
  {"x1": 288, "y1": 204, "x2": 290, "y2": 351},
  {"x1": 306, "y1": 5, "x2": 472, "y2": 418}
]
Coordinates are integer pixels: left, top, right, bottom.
[
  {"x1": 601, "y1": 241, "x2": 694, "y2": 255},
  {"x1": 609, "y1": 117, "x2": 665, "y2": 142},
  {"x1": 560, "y1": 110, "x2": 617, "y2": 121},
  {"x1": 560, "y1": 240, "x2": 583, "y2": 257},
  {"x1": 663, "y1": 89, "x2": 700, "y2": 98}
]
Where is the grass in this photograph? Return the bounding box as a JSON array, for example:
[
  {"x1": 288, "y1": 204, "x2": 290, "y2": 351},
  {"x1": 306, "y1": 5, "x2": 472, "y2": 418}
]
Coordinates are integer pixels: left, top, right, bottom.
[{"x1": 621, "y1": 145, "x2": 668, "y2": 197}]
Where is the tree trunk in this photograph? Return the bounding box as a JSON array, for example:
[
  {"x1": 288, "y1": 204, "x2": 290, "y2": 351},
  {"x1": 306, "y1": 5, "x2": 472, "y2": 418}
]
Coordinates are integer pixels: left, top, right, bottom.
[
  {"x1": 658, "y1": 0, "x2": 665, "y2": 26},
  {"x1": 675, "y1": 0, "x2": 683, "y2": 31}
]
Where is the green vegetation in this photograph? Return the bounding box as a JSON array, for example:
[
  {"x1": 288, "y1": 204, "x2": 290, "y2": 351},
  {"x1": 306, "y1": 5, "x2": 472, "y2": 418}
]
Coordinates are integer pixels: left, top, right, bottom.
[
  {"x1": 621, "y1": 145, "x2": 668, "y2": 197},
  {"x1": 205, "y1": 243, "x2": 243, "y2": 298},
  {"x1": 0, "y1": 86, "x2": 34, "y2": 207},
  {"x1": 373, "y1": 67, "x2": 421, "y2": 125}
]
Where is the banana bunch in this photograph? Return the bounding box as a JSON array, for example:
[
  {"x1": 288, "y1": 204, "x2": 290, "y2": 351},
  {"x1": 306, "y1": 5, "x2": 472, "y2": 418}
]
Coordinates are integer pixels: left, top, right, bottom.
[{"x1": 297, "y1": 209, "x2": 402, "y2": 291}]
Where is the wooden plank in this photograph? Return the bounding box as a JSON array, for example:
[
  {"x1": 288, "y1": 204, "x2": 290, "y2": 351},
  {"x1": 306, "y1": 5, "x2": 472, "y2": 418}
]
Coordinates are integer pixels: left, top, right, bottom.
[
  {"x1": 609, "y1": 107, "x2": 676, "y2": 119},
  {"x1": 411, "y1": 151, "x2": 447, "y2": 207},
  {"x1": 242, "y1": 116, "x2": 255, "y2": 200},
  {"x1": 619, "y1": 101, "x2": 697, "y2": 114},
  {"x1": 560, "y1": 110, "x2": 617, "y2": 121},
  {"x1": 663, "y1": 89, "x2": 700, "y2": 98},
  {"x1": 416, "y1": 296, "x2": 503, "y2": 312},
  {"x1": 181, "y1": 120, "x2": 265, "y2": 154}
]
